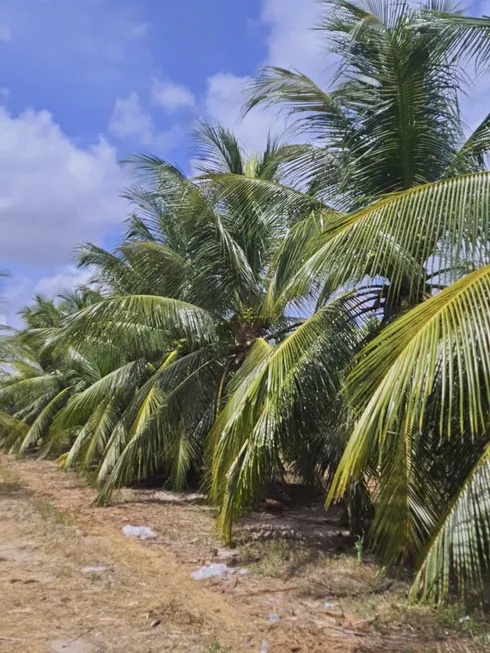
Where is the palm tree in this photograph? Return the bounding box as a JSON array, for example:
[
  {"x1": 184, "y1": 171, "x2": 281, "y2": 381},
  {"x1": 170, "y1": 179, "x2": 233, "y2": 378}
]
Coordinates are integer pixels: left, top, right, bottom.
[
  {"x1": 48, "y1": 124, "x2": 366, "y2": 512},
  {"x1": 4, "y1": 0, "x2": 490, "y2": 605},
  {"x1": 224, "y1": 0, "x2": 490, "y2": 601},
  {"x1": 245, "y1": 0, "x2": 490, "y2": 204},
  {"x1": 0, "y1": 292, "x2": 110, "y2": 455}
]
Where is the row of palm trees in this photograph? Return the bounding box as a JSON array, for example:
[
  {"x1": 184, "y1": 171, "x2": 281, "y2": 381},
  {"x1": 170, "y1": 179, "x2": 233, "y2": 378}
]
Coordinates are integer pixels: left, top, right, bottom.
[{"x1": 3, "y1": 0, "x2": 490, "y2": 603}]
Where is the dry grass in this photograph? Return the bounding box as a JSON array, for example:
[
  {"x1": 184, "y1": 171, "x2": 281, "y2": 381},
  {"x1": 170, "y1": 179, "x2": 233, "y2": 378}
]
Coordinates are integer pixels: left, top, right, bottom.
[{"x1": 0, "y1": 454, "x2": 489, "y2": 652}]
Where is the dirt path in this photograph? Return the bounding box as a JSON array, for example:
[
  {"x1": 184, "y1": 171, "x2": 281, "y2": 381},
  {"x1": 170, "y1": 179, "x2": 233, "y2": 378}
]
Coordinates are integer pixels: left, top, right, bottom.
[
  {"x1": 0, "y1": 455, "x2": 486, "y2": 652},
  {"x1": 0, "y1": 464, "x2": 256, "y2": 652}
]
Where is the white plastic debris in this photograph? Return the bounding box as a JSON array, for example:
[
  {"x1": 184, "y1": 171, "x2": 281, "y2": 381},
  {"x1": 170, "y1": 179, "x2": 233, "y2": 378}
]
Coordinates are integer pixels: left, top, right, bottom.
[
  {"x1": 324, "y1": 602, "x2": 338, "y2": 609},
  {"x1": 122, "y1": 525, "x2": 157, "y2": 540},
  {"x1": 268, "y1": 613, "x2": 280, "y2": 623},
  {"x1": 260, "y1": 641, "x2": 269, "y2": 653},
  {"x1": 459, "y1": 616, "x2": 470, "y2": 622},
  {"x1": 191, "y1": 563, "x2": 230, "y2": 579},
  {"x1": 81, "y1": 566, "x2": 107, "y2": 574},
  {"x1": 190, "y1": 563, "x2": 247, "y2": 580}
]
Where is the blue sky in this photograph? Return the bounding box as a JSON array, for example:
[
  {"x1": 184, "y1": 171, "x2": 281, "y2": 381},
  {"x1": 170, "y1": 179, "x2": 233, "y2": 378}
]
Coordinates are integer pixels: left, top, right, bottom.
[{"x1": 0, "y1": 0, "x2": 489, "y2": 325}]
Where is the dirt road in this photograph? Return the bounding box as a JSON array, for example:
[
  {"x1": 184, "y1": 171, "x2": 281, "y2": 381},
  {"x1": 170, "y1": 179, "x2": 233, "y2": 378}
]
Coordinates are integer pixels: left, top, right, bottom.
[
  {"x1": 0, "y1": 465, "x2": 257, "y2": 652},
  {"x1": 0, "y1": 455, "x2": 486, "y2": 652}
]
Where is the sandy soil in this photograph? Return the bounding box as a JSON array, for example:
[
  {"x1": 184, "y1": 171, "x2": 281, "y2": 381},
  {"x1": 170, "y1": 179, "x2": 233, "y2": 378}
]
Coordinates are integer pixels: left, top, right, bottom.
[{"x1": 0, "y1": 454, "x2": 487, "y2": 652}]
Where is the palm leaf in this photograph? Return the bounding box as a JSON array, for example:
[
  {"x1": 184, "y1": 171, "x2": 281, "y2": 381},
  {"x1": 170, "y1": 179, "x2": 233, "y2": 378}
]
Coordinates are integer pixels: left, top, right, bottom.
[
  {"x1": 412, "y1": 443, "x2": 490, "y2": 603},
  {"x1": 17, "y1": 387, "x2": 71, "y2": 455},
  {"x1": 446, "y1": 112, "x2": 490, "y2": 176},
  {"x1": 211, "y1": 292, "x2": 371, "y2": 540},
  {"x1": 291, "y1": 172, "x2": 490, "y2": 304},
  {"x1": 97, "y1": 351, "x2": 216, "y2": 502},
  {"x1": 60, "y1": 295, "x2": 217, "y2": 352},
  {"x1": 329, "y1": 263, "x2": 490, "y2": 570}
]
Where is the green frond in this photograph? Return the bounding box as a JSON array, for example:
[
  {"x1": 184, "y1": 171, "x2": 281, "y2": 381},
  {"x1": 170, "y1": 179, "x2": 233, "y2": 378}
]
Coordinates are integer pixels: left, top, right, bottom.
[
  {"x1": 54, "y1": 359, "x2": 148, "y2": 430},
  {"x1": 329, "y1": 263, "x2": 490, "y2": 568},
  {"x1": 446, "y1": 112, "x2": 490, "y2": 176},
  {"x1": 117, "y1": 241, "x2": 188, "y2": 298},
  {"x1": 192, "y1": 121, "x2": 245, "y2": 175},
  {"x1": 0, "y1": 373, "x2": 63, "y2": 406},
  {"x1": 212, "y1": 293, "x2": 370, "y2": 541},
  {"x1": 424, "y1": 12, "x2": 490, "y2": 69},
  {"x1": 412, "y1": 444, "x2": 490, "y2": 603},
  {"x1": 243, "y1": 66, "x2": 350, "y2": 139},
  {"x1": 0, "y1": 410, "x2": 28, "y2": 448},
  {"x1": 60, "y1": 295, "x2": 217, "y2": 353},
  {"x1": 97, "y1": 349, "x2": 217, "y2": 502},
  {"x1": 332, "y1": 266, "x2": 490, "y2": 496},
  {"x1": 263, "y1": 210, "x2": 332, "y2": 319},
  {"x1": 292, "y1": 172, "x2": 490, "y2": 305},
  {"x1": 368, "y1": 430, "x2": 443, "y2": 566},
  {"x1": 62, "y1": 396, "x2": 121, "y2": 471},
  {"x1": 17, "y1": 387, "x2": 71, "y2": 455}
]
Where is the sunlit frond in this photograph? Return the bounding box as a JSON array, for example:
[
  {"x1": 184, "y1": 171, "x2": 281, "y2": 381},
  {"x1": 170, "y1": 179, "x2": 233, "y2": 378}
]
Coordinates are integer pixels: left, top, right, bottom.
[
  {"x1": 292, "y1": 173, "x2": 490, "y2": 305},
  {"x1": 212, "y1": 292, "x2": 372, "y2": 540},
  {"x1": 412, "y1": 444, "x2": 490, "y2": 603}
]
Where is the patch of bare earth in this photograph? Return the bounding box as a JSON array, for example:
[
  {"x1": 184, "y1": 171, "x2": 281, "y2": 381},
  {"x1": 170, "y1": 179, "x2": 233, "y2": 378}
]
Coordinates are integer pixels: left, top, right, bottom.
[{"x1": 0, "y1": 454, "x2": 488, "y2": 652}]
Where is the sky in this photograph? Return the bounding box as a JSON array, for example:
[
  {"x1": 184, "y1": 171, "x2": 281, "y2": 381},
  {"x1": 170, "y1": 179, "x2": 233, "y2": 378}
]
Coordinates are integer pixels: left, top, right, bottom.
[{"x1": 0, "y1": 0, "x2": 489, "y2": 326}]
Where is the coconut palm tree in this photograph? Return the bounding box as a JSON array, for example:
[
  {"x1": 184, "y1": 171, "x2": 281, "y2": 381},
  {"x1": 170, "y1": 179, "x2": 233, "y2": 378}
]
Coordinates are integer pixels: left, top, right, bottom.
[
  {"x1": 5, "y1": 0, "x2": 490, "y2": 604},
  {"x1": 244, "y1": 0, "x2": 490, "y2": 204},
  {"x1": 0, "y1": 291, "x2": 114, "y2": 456},
  {"x1": 50, "y1": 124, "x2": 369, "y2": 510},
  {"x1": 228, "y1": 0, "x2": 490, "y2": 601}
]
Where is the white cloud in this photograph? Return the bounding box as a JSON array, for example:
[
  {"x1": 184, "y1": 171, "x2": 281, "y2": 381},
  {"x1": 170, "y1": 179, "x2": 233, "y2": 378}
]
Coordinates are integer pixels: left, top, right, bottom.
[
  {"x1": 1, "y1": 266, "x2": 95, "y2": 328},
  {"x1": 151, "y1": 79, "x2": 195, "y2": 112},
  {"x1": 0, "y1": 107, "x2": 126, "y2": 267},
  {"x1": 261, "y1": 0, "x2": 326, "y2": 80},
  {"x1": 205, "y1": 73, "x2": 292, "y2": 153},
  {"x1": 203, "y1": 0, "x2": 325, "y2": 153},
  {"x1": 109, "y1": 92, "x2": 181, "y2": 149},
  {"x1": 34, "y1": 265, "x2": 94, "y2": 298},
  {"x1": 109, "y1": 92, "x2": 153, "y2": 144},
  {"x1": 0, "y1": 23, "x2": 10, "y2": 42}
]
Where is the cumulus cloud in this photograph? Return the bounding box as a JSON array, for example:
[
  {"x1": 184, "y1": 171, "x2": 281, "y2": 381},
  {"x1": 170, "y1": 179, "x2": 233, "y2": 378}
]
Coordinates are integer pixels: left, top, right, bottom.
[
  {"x1": 109, "y1": 92, "x2": 181, "y2": 149},
  {"x1": 261, "y1": 0, "x2": 327, "y2": 80},
  {"x1": 1, "y1": 266, "x2": 95, "y2": 328},
  {"x1": 109, "y1": 92, "x2": 154, "y2": 143},
  {"x1": 151, "y1": 79, "x2": 196, "y2": 112},
  {"x1": 34, "y1": 265, "x2": 94, "y2": 298},
  {"x1": 204, "y1": 73, "x2": 294, "y2": 153},
  {"x1": 0, "y1": 107, "x2": 126, "y2": 267},
  {"x1": 203, "y1": 0, "x2": 325, "y2": 153}
]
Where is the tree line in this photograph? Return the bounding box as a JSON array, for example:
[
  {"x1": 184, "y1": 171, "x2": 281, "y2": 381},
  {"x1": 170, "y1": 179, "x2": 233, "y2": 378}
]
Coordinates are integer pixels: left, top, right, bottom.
[{"x1": 2, "y1": 0, "x2": 490, "y2": 604}]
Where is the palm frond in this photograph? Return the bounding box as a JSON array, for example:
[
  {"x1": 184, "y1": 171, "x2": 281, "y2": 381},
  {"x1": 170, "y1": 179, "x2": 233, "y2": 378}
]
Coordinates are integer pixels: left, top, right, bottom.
[
  {"x1": 192, "y1": 121, "x2": 245, "y2": 175},
  {"x1": 97, "y1": 349, "x2": 218, "y2": 502},
  {"x1": 17, "y1": 387, "x2": 71, "y2": 455},
  {"x1": 329, "y1": 263, "x2": 490, "y2": 567},
  {"x1": 53, "y1": 359, "x2": 148, "y2": 431},
  {"x1": 291, "y1": 172, "x2": 490, "y2": 305},
  {"x1": 446, "y1": 112, "x2": 490, "y2": 176},
  {"x1": 212, "y1": 292, "x2": 371, "y2": 540},
  {"x1": 60, "y1": 295, "x2": 217, "y2": 352},
  {"x1": 412, "y1": 443, "x2": 490, "y2": 603}
]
